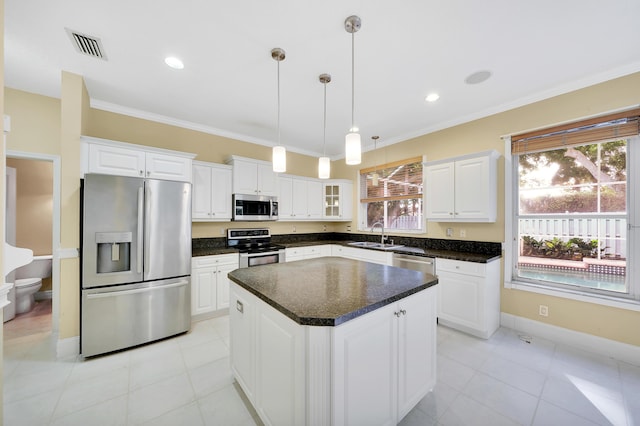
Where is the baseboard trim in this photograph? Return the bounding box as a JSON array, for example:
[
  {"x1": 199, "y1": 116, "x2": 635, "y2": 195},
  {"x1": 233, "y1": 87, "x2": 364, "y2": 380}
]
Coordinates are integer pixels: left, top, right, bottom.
[
  {"x1": 57, "y1": 335, "x2": 79, "y2": 360},
  {"x1": 500, "y1": 313, "x2": 640, "y2": 367}
]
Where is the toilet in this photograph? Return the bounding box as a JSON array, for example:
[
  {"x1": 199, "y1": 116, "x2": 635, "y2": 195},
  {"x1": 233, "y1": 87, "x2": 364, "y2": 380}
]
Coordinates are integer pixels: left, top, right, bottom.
[{"x1": 13, "y1": 255, "x2": 52, "y2": 314}]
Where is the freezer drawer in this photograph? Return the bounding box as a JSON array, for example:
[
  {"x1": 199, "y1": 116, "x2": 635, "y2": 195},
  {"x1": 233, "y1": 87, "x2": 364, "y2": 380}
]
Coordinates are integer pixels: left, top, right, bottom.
[{"x1": 81, "y1": 277, "x2": 190, "y2": 357}]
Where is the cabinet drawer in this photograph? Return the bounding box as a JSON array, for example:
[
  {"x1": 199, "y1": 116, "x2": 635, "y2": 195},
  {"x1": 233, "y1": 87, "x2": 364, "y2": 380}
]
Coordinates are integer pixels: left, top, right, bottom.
[
  {"x1": 437, "y1": 258, "x2": 486, "y2": 277},
  {"x1": 192, "y1": 253, "x2": 239, "y2": 268}
]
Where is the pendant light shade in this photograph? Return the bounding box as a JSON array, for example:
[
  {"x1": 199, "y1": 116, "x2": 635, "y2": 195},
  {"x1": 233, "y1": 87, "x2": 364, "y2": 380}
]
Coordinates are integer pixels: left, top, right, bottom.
[
  {"x1": 371, "y1": 135, "x2": 380, "y2": 186},
  {"x1": 345, "y1": 132, "x2": 361, "y2": 165},
  {"x1": 271, "y1": 48, "x2": 286, "y2": 173},
  {"x1": 272, "y1": 146, "x2": 286, "y2": 173},
  {"x1": 318, "y1": 73, "x2": 332, "y2": 179},
  {"x1": 318, "y1": 156, "x2": 331, "y2": 179},
  {"x1": 344, "y1": 15, "x2": 362, "y2": 165}
]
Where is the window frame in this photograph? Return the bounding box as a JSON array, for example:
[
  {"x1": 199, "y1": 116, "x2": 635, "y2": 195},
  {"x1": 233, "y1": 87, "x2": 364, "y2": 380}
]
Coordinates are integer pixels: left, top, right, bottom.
[
  {"x1": 504, "y1": 133, "x2": 640, "y2": 309},
  {"x1": 357, "y1": 155, "x2": 426, "y2": 233}
]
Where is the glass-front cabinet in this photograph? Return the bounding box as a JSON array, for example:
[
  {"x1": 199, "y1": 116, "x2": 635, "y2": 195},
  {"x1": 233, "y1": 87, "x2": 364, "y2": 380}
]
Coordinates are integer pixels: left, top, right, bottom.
[{"x1": 323, "y1": 180, "x2": 353, "y2": 221}]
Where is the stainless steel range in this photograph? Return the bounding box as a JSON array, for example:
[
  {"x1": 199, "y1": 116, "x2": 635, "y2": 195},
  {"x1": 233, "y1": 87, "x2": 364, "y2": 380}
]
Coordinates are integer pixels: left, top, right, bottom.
[{"x1": 227, "y1": 228, "x2": 285, "y2": 268}]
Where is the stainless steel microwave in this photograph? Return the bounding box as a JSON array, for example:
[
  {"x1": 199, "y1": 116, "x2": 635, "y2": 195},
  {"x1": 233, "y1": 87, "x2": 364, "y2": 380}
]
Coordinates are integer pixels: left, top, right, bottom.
[{"x1": 232, "y1": 194, "x2": 278, "y2": 221}]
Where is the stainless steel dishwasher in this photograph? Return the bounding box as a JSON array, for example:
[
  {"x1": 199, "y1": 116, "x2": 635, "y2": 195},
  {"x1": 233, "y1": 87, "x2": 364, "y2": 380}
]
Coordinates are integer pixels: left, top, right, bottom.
[{"x1": 392, "y1": 253, "x2": 436, "y2": 276}]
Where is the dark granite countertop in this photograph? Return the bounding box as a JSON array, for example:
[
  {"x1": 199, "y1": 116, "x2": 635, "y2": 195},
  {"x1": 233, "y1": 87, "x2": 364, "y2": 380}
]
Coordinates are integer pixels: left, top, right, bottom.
[
  {"x1": 228, "y1": 257, "x2": 438, "y2": 327},
  {"x1": 192, "y1": 233, "x2": 502, "y2": 263}
]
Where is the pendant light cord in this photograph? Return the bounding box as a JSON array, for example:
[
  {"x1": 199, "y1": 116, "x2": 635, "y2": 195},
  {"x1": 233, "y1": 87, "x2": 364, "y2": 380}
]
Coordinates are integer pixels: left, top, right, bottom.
[
  {"x1": 323, "y1": 80, "x2": 327, "y2": 156},
  {"x1": 351, "y1": 31, "x2": 355, "y2": 131},
  {"x1": 277, "y1": 59, "x2": 281, "y2": 145}
]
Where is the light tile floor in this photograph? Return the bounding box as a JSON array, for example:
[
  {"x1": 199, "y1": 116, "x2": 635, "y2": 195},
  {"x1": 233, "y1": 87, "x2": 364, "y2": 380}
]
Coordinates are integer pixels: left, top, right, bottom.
[{"x1": 4, "y1": 300, "x2": 640, "y2": 425}]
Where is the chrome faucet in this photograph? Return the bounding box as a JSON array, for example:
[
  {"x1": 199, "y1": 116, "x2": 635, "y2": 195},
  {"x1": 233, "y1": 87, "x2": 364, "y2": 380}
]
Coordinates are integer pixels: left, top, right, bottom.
[{"x1": 371, "y1": 221, "x2": 385, "y2": 245}]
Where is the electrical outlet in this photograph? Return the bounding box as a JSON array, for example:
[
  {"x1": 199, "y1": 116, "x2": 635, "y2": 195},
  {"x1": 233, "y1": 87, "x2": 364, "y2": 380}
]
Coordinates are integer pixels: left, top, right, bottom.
[
  {"x1": 460, "y1": 229, "x2": 466, "y2": 238},
  {"x1": 323, "y1": 225, "x2": 327, "y2": 232},
  {"x1": 539, "y1": 305, "x2": 549, "y2": 317},
  {"x1": 446, "y1": 228, "x2": 453, "y2": 237},
  {"x1": 220, "y1": 228, "x2": 225, "y2": 236},
  {"x1": 292, "y1": 226, "x2": 296, "y2": 233}
]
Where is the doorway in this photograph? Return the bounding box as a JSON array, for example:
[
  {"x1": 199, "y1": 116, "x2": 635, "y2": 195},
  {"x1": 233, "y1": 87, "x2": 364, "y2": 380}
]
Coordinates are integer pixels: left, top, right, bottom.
[{"x1": 5, "y1": 151, "x2": 61, "y2": 336}]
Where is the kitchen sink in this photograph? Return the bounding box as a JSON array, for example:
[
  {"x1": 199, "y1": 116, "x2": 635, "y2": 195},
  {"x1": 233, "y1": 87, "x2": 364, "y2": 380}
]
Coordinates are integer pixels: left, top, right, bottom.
[{"x1": 347, "y1": 241, "x2": 404, "y2": 250}]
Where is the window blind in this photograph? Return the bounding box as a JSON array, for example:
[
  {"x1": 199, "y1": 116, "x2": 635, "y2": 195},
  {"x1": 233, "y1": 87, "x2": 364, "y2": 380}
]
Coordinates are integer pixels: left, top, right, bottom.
[
  {"x1": 511, "y1": 108, "x2": 640, "y2": 155},
  {"x1": 360, "y1": 156, "x2": 423, "y2": 203}
]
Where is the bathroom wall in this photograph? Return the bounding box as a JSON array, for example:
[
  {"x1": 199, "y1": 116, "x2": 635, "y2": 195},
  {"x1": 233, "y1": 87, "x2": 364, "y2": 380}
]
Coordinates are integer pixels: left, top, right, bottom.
[{"x1": 6, "y1": 158, "x2": 53, "y2": 291}]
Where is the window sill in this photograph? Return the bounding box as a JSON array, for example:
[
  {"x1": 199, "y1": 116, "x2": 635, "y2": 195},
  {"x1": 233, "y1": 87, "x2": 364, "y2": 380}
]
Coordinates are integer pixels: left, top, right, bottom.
[{"x1": 507, "y1": 280, "x2": 640, "y2": 312}]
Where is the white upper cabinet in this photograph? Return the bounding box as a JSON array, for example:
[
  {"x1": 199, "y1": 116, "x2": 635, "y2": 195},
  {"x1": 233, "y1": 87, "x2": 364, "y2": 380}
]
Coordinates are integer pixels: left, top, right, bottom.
[
  {"x1": 425, "y1": 150, "x2": 499, "y2": 222},
  {"x1": 323, "y1": 180, "x2": 353, "y2": 221},
  {"x1": 278, "y1": 175, "x2": 323, "y2": 220},
  {"x1": 192, "y1": 161, "x2": 232, "y2": 221},
  {"x1": 82, "y1": 136, "x2": 195, "y2": 182},
  {"x1": 228, "y1": 156, "x2": 278, "y2": 196}
]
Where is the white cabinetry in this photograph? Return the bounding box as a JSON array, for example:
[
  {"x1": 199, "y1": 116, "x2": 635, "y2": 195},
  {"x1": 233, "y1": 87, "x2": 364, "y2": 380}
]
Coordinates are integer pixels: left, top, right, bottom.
[
  {"x1": 230, "y1": 284, "x2": 306, "y2": 426},
  {"x1": 192, "y1": 161, "x2": 232, "y2": 221},
  {"x1": 333, "y1": 287, "x2": 436, "y2": 425},
  {"x1": 285, "y1": 245, "x2": 332, "y2": 262},
  {"x1": 331, "y1": 245, "x2": 391, "y2": 265},
  {"x1": 323, "y1": 180, "x2": 353, "y2": 221},
  {"x1": 278, "y1": 176, "x2": 323, "y2": 220},
  {"x1": 191, "y1": 254, "x2": 239, "y2": 318},
  {"x1": 82, "y1": 136, "x2": 194, "y2": 182},
  {"x1": 436, "y1": 258, "x2": 500, "y2": 339},
  {"x1": 229, "y1": 282, "x2": 436, "y2": 426},
  {"x1": 425, "y1": 150, "x2": 499, "y2": 222},
  {"x1": 228, "y1": 156, "x2": 278, "y2": 196}
]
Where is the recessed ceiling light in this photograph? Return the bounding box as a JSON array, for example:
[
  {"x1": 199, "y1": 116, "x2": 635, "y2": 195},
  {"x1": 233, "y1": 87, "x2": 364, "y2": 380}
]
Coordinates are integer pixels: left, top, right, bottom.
[
  {"x1": 164, "y1": 56, "x2": 184, "y2": 69},
  {"x1": 425, "y1": 93, "x2": 440, "y2": 102},
  {"x1": 465, "y1": 70, "x2": 491, "y2": 85}
]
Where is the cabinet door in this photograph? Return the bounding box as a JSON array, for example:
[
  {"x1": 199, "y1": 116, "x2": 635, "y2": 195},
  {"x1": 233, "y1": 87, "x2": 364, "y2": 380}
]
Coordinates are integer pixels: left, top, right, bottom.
[
  {"x1": 454, "y1": 156, "x2": 491, "y2": 220},
  {"x1": 230, "y1": 284, "x2": 256, "y2": 403},
  {"x1": 291, "y1": 178, "x2": 308, "y2": 219},
  {"x1": 210, "y1": 165, "x2": 232, "y2": 219},
  {"x1": 192, "y1": 164, "x2": 213, "y2": 219},
  {"x1": 233, "y1": 160, "x2": 259, "y2": 194},
  {"x1": 425, "y1": 162, "x2": 455, "y2": 220},
  {"x1": 278, "y1": 176, "x2": 294, "y2": 219},
  {"x1": 437, "y1": 270, "x2": 482, "y2": 328},
  {"x1": 397, "y1": 288, "x2": 437, "y2": 420},
  {"x1": 88, "y1": 144, "x2": 145, "y2": 178},
  {"x1": 340, "y1": 182, "x2": 353, "y2": 220},
  {"x1": 257, "y1": 162, "x2": 278, "y2": 196},
  {"x1": 255, "y1": 298, "x2": 305, "y2": 426},
  {"x1": 306, "y1": 180, "x2": 323, "y2": 219},
  {"x1": 333, "y1": 302, "x2": 398, "y2": 426},
  {"x1": 146, "y1": 152, "x2": 192, "y2": 182},
  {"x1": 191, "y1": 267, "x2": 217, "y2": 315},
  {"x1": 216, "y1": 262, "x2": 237, "y2": 309}
]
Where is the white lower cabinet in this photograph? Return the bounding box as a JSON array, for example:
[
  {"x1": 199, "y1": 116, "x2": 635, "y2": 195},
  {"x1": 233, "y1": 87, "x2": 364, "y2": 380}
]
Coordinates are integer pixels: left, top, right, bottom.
[
  {"x1": 331, "y1": 245, "x2": 392, "y2": 265},
  {"x1": 333, "y1": 287, "x2": 436, "y2": 425},
  {"x1": 285, "y1": 245, "x2": 332, "y2": 262},
  {"x1": 436, "y1": 258, "x2": 500, "y2": 339},
  {"x1": 230, "y1": 283, "x2": 436, "y2": 426},
  {"x1": 191, "y1": 254, "x2": 239, "y2": 317}
]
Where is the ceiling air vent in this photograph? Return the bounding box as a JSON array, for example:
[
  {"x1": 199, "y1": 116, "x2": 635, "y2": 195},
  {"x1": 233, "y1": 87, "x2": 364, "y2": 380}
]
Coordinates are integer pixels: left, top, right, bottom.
[{"x1": 65, "y1": 28, "x2": 107, "y2": 60}]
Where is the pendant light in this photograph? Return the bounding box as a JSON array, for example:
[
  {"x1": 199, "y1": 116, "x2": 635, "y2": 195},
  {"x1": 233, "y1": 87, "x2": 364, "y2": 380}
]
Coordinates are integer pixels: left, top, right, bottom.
[
  {"x1": 371, "y1": 136, "x2": 380, "y2": 186},
  {"x1": 344, "y1": 15, "x2": 362, "y2": 165},
  {"x1": 271, "y1": 48, "x2": 287, "y2": 173},
  {"x1": 318, "y1": 73, "x2": 331, "y2": 179}
]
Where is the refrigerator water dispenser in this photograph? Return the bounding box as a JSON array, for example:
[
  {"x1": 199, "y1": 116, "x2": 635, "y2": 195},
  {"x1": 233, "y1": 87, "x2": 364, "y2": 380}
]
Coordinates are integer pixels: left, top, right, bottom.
[{"x1": 96, "y1": 232, "x2": 132, "y2": 273}]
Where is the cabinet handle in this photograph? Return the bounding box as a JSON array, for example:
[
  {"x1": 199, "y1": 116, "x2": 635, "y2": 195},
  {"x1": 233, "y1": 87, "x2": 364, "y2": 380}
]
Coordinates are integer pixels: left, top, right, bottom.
[
  {"x1": 146, "y1": 171, "x2": 151, "y2": 176},
  {"x1": 449, "y1": 212, "x2": 454, "y2": 216},
  {"x1": 236, "y1": 300, "x2": 244, "y2": 313},
  {"x1": 139, "y1": 170, "x2": 144, "y2": 176},
  {"x1": 211, "y1": 212, "x2": 215, "y2": 216},
  {"x1": 400, "y1": 309, "x2": 407, "y2": 315},
  {"x1": 394, "y1": 311, "x2": 401, "y2": 317}
]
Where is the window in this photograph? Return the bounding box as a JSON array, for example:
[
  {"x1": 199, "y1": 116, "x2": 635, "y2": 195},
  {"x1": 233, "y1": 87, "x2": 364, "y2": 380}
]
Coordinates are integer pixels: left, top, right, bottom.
[
  {"x1": 508, "y1": 109, "x2": 640, "y2": 300},
  {"x1": 359, "y1": 156, "x2": 424, "y2": 231}
]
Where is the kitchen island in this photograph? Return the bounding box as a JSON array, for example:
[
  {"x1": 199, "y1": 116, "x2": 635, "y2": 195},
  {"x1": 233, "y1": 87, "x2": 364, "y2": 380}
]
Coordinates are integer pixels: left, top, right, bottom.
[{"x1": 228, "y1": 257, "x2": 439, "y2": 426}]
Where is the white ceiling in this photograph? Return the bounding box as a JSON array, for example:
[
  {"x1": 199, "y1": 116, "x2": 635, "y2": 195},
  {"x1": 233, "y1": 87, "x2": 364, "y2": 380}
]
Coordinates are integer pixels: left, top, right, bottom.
[{"x1": 5, "y1": 0, "x2": 640, "y2": 159}]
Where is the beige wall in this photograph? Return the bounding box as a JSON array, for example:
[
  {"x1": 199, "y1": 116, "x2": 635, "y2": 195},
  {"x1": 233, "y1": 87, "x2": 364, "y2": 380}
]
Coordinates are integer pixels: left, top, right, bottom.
[
  {"x1": 4, "y1": 71, "x2": 640, "y2": 347},
  {"x1": 6, "y1": 158, "x2": 53, "y2": 255}
]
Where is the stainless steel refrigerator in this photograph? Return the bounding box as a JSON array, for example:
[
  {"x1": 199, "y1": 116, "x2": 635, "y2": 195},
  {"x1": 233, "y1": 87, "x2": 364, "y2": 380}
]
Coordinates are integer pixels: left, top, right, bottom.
[{"x1": 81, "y1": 174, "x2": 191, "y2": 357}]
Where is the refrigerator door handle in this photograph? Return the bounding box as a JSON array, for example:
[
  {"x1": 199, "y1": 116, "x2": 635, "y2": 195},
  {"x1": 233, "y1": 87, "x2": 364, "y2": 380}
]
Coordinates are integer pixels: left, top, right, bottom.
[
  {"x1": 137, "y1": 186, "x2": 144, "y2": 274},
  {"x1": 85, "y1": 279, "x2": 189, "y2": 299}
]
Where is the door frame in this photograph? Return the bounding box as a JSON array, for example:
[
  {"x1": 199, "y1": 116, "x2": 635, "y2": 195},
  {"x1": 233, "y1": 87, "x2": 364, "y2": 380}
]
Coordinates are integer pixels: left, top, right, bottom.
[{"x1": 6, "y1": 150, "x2": 61, "y2": 334}]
